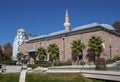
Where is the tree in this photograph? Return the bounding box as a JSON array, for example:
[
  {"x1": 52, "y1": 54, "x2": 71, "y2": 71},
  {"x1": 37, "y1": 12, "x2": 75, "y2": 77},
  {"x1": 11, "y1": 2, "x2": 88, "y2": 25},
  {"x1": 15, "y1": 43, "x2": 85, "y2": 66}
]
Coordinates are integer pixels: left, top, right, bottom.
[
  {"x1": 71, "y1": 39, "x2": 83, "y2": 65},
  {"x1": 3, "y1": 43, "x2": 12, "y2": 60},
  {"x1": 36, "y1": 47, "x2": 47, "y2": 61},
  {"x1": 88, "y1": 36, "x2": 103, "y2": 62},
  {"x1": 0, "y1": 45, "x2": 3, "y2": 64},
  {"x1": 16, "y1": 52, "x2": 23, "y2": 62},
  {"x1": 47, "y1": 43, "x2": 59, "y2": 66},
  {"x1": 112, "y1": 20, "x2": 120, "y2": 31}
]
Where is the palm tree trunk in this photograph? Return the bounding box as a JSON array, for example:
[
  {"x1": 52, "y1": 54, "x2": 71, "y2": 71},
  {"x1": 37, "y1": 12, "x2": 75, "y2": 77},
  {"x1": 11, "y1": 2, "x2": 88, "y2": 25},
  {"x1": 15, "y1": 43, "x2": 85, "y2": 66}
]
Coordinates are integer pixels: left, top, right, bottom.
[
  {"x1": 95, "y1": 56, "x2": 99, "y2": 64},
  {"x1": 95, "y1": 56, "x2": 99, "y2": 60},
  {"x1": 52, "y1": 59, "x2": 55, "y2": 67}
]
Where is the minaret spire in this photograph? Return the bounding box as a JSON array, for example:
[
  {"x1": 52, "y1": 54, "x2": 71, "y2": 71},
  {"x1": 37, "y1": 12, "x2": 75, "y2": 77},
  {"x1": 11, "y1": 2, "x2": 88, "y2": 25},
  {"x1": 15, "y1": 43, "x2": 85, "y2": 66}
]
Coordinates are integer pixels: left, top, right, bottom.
[
  {"x1": 65, "y1": 9, "x2": 69, "y2": 17},
  {"x1": 64, "y1": 9, "x2": 70, "y2": 31}
]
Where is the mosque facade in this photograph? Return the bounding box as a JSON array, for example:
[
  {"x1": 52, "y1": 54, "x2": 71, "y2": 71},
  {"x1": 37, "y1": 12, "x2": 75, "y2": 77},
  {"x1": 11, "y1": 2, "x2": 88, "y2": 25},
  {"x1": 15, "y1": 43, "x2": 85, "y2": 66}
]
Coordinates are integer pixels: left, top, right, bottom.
[{"x1": 13, "y1": 10, "x2": 120, "y2": 64}]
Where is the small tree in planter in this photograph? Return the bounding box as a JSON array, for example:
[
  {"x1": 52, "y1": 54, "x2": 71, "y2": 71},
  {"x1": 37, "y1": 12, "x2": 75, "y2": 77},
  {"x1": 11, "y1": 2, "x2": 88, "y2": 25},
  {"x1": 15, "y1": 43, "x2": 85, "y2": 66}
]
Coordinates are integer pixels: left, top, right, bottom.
[{"x1": 16, "y1": 52, "x2": 23, "y2": 64}]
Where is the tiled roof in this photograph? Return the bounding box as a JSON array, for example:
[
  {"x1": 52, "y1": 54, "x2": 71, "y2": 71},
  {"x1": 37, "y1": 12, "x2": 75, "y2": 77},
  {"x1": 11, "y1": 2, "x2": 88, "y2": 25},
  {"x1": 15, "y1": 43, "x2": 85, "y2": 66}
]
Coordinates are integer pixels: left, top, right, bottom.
[
  {"x1": 72, "y1": 23, "x2": 99, "y2": 31},
  {"x1": 48, "y1": 30, "x2": 69, "y2": 36},
  {"x1": 28, "y1": 35, "x2": 47, "y2": 40},
  {"x1": 72, "y1": 23, "x2": 115, "y2": 31},
  {"x1": 27, "y1": 23, "x2": 115, "y2": 41},
  {"x1": 100, "y1": 24, "x2": 115, "y2": 30}
]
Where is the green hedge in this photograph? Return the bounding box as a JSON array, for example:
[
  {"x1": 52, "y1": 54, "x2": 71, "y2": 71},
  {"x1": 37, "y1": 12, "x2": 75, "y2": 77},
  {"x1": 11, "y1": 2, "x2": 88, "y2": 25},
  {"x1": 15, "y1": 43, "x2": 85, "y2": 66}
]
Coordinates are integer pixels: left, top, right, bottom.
[
  {"x1": 34, "y1": 61, "x2": 72, "y2": 67},
  {"x1": 54, "y1": 61, "x2": 72, "y2": 66},
  {"x1": 28, "y1": 64, "x2": 37, "y2": 69},
  {"x1": 3, "y1": 60, "x2": 17, "y2": 65},
  {"x1": 34, "y1": 61, "x2": 52, "y2": 67}
]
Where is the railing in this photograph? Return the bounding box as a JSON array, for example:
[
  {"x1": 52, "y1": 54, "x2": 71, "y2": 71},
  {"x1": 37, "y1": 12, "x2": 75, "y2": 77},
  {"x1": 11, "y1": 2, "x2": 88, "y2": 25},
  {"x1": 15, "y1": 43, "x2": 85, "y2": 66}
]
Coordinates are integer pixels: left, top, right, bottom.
[{"x1": 48, "y1": 61, "x2": 120, "y2": 71}]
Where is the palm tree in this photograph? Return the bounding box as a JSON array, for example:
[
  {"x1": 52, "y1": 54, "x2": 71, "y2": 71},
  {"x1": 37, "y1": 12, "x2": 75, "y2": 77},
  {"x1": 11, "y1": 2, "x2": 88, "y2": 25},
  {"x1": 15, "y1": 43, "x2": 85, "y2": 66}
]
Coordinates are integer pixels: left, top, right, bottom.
[
  {"x1": 71, "y1": 39, "x2": 83, "y2": 65},
  {"x1": 36, "y1": 47, "x2": 47, "y2": 61},
  {"x1": 88, "y1": 36, "x2": 103, "y2": 62},
  {"x1": 47, "y1": 43, "x2": 59, "y2": 66}
]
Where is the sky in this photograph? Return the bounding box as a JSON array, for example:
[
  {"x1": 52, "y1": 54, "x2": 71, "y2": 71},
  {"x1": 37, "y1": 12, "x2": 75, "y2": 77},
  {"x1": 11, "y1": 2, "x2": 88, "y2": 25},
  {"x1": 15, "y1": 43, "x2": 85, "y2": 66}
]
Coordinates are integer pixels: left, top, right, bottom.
[{"x1": 0, "y1": 0, "x2": 120, "y2": 45}]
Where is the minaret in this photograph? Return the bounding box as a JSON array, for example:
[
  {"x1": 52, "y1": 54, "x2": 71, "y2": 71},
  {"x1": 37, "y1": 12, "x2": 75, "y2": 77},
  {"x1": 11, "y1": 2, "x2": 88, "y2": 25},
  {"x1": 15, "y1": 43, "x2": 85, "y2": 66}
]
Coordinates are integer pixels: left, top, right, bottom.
[
  {"x1": 64, "y1": 9, "x2": 70, "y2": 31},
  {"x1": 12, "y1": 28, "x2": 26, "y2": 60}
]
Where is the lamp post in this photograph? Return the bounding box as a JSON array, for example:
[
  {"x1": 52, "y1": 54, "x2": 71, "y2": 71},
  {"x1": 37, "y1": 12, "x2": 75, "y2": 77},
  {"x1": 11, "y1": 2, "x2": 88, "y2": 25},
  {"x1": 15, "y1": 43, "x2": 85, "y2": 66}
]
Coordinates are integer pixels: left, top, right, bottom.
[
  {"x1": 62, "y1": 37, "x2": 65, "y2": 62},
  {"x1": 109, "y1": 45, "x2": 112, "y2": 62}
]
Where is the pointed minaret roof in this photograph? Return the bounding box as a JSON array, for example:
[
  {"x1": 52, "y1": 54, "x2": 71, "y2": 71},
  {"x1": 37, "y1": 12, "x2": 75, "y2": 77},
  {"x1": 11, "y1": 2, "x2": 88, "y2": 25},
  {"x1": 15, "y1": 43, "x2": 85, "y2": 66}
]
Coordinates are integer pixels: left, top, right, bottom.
[
  {"x1": 65, "y1": 9, "x2": 69, "y2": 17},
  {"x1": 64, "y1": 9, "x2": 70, "y2": 31}
]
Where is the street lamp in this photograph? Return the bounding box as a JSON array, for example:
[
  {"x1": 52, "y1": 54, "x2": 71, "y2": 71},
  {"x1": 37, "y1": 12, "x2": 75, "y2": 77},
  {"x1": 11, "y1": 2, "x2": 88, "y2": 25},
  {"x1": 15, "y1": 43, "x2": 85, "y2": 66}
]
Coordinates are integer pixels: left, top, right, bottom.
[
  {"x1": 62, "y1": 37, "x2": 65, "y2": 61},
  {"x1": 109, "y1": 45, "x2": 112, "y2": 62}
]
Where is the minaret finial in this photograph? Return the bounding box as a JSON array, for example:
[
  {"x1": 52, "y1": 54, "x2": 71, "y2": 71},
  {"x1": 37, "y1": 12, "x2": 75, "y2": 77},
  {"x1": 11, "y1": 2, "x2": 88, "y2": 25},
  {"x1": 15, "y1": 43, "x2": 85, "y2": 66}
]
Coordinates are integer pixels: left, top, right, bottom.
[
  {"x1": 65, "y1": 9, "x2": 69, "y2": 17},
  {"x1": 64, "y1": 9, "x2": 70, "y2": 31}
]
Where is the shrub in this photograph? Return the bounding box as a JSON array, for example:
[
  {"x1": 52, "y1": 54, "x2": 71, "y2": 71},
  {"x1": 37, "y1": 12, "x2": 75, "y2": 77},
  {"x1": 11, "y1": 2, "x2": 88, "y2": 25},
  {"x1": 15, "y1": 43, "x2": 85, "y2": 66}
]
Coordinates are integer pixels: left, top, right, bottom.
[
  {"x1": 34, "y1": 61, "x2": 52, "y2": 67},
  {"x1": 4, "y1": 60, "x2": 17, "y2": 65},
  {"x1": 113, "y1": 55, "x2": 120, "y2": 61},
  {"x1": 34, "y1": 60, "x2": 72, "y2": 67},
  {"x1": 0, "y1": 64, "x2": 2, "y2": 68},
  {"x1": 54, "y1": 61, "x2": 72, "y2": 66},
  {"x1": 28, "y1": 64, "x2": 37, "y2": 69},
  {"x1": 80, "y1": 60, "x2": 85, "y2": 65},
  {"x1": 95, "y1": 57, "x2": 106, "y2": 70},
  {"x1": 106, "y1": 55, "x2": 120, "y2": 64}
]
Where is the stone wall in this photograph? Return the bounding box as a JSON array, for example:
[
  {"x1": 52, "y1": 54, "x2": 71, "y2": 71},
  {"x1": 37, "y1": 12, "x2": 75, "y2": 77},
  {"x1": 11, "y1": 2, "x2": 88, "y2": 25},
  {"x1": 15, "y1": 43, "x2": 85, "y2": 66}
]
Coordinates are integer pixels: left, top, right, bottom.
[{"x1": 19, "y1": 29, "x2": 120, "y2": 64}]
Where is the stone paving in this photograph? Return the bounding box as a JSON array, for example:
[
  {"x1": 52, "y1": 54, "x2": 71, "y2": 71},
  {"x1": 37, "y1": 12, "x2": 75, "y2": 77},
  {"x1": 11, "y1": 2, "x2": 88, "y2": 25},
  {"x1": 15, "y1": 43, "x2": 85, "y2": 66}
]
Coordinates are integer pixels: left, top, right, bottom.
[
  {"x1": 5, "y1": 65, "x2": 21, "y2": 73},
  {"x1": 19, "y1": 70, "x2": 27, "y2": 82}
]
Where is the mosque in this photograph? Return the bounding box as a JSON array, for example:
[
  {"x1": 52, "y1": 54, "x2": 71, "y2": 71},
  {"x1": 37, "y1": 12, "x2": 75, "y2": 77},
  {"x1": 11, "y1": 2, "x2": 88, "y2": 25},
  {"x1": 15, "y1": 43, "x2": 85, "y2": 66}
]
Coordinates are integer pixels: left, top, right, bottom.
[{"x1": 12, "y1": 9, "x2": 120, "y2": 64}]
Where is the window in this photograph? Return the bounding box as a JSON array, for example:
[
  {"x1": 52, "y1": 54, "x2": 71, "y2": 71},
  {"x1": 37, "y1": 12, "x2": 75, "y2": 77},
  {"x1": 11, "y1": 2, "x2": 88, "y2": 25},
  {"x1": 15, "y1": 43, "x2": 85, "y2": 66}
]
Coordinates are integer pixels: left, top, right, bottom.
[{"x1": 18, "y1": 41, "x2": 20, "y2": 45}]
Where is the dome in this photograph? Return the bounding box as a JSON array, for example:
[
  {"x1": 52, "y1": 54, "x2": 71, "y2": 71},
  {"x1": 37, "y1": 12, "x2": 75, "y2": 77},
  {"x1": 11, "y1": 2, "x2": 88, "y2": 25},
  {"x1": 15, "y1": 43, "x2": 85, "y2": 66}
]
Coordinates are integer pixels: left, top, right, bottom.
[{"x1": 17, "y1": 28, "x2": 25, "y2": 33}]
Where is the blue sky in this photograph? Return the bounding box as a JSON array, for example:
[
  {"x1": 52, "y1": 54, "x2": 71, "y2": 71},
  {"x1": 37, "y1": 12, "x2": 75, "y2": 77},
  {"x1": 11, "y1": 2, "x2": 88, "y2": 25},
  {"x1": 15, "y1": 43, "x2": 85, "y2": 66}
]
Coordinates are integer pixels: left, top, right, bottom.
[{"x1": 0, "y1": 0, "x2": 120, "y2": 45}]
